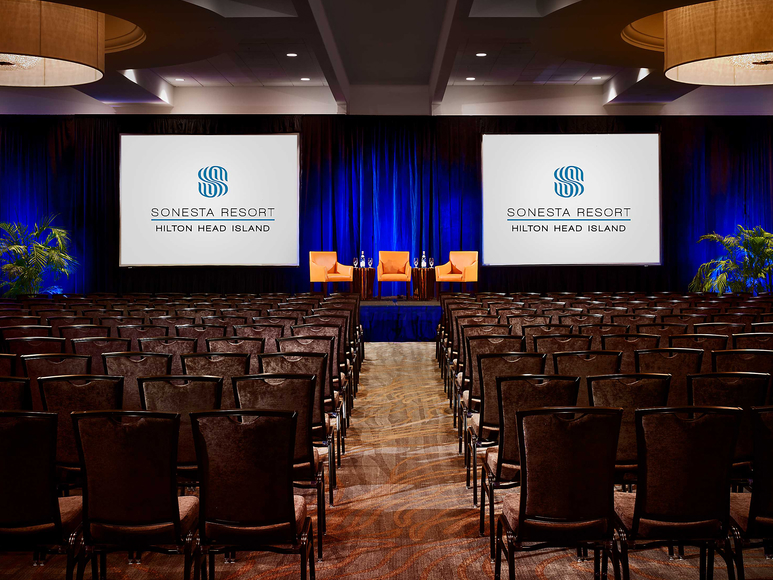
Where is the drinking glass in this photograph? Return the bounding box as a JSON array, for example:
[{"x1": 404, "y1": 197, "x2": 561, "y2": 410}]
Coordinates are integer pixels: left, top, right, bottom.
[
  {"x1": 368, "y1": 257, "x2": 373, "y2": 267},
  {"x1": 353, "y1": 257, "x2": 358, "y2": 266},
  {"x1": 413, "y1": 257, "x2": 419, "y2": 267},
  {"x1": 429, "y1": 257, "x2": 434, "y2": 267}
]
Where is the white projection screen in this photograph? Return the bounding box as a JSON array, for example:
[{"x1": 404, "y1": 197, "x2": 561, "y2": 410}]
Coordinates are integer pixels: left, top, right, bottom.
[
  {"x1": 119, "y1": 134, "x2": 299, "y2": 267},
  {"x1": 482, "y1": 134, "x2": 661, "y2": 266}
]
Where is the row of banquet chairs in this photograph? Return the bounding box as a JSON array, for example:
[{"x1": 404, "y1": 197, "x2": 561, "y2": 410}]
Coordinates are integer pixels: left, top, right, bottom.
[
  {"x1": 434, "y1": 292, "x2": 773, "y2": 579},
  {"x1": 0, "y1": 291, "x2": 365, "y2": 579}
]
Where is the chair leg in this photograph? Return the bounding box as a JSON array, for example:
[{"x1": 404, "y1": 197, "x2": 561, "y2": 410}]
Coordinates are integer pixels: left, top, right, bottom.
[
  {"x1": 317, "y1": 471, "x2": 325, "y2": 561},
  {"x1": 494, "y1": 518, "x2": 503, "y2": 580},
  {"x1": 406, "y1": 281, "x2": 410, "y2": 299},
  {"x1": 488, "y1": 477, "x2": 496, "y2": 561},
  {"x1": 184, "y1": 535, "x2": 193, "y2": 580},
  {"x1": 700, "y1": 545, "x2": 707, "y2": 580},
  {"x1": 479, "y1": 471, "x2": 487, "y2": 535},
  {"x1": 472, "y1": 439, "x2": 479, "y2": 506},
  {"x1": 732, "y1": 531, "x2": 745, "y2": 580},
  {"x1": 377, "y1": 281, "x2": 382, "y2": 299},
  {"x1": 594, "y1": 547, "x2": 601, "y2": 580},
  {"x1": 209, "y1": 548, "x2": 216, "y2": 580}
]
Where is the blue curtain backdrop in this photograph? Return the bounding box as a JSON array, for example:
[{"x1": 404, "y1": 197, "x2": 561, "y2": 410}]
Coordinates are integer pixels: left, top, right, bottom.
[{"x1": 1, "y1": 114, "x2": 772, "y2": 294}]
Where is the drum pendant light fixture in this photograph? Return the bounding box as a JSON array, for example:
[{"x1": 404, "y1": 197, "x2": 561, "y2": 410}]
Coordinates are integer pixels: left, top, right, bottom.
[
  {"x1": 0, "y1": 0, "x2": 105, "y2": 87},
  {"x1": 664, "y1": 0, "x2": 773, "y2": 86}
]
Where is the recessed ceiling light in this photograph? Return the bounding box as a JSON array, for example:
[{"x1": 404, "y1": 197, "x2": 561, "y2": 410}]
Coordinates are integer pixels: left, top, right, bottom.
[
  {"x1": 476, "y1": 52, "x2": 487, "y2": 57},
  {"x1": 300, "y1": 77, "x2": 310, "y2": 81},
  {"x1": 466, "y1": 77, "x2": 476, "y2": 81},
  {"x1": 175, "y1": 78, "x2": 185, "y2": 82},
  {"x1": 592, "y1": 76, "x2": 602, "y2": 80},
  {"x1": 286, "y1": 53, "x2": 298, "y2": 57}
]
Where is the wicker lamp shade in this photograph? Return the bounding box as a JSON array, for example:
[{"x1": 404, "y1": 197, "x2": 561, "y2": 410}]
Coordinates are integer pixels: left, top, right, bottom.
[{"x1": 0, "y1": 0, "x2": 104, "y2": 87}]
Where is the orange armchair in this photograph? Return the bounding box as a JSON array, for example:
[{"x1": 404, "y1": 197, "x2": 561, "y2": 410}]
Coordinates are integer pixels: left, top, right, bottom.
[
  {"x1": 309, "y1": 251, "x2": 354, "y2": 293},
  {"x1": 435, "y1": 251, "x2": 478, "y2": 294},
  {"x1": 377, "y1": 251, "x2": 411, "y2": 298}
]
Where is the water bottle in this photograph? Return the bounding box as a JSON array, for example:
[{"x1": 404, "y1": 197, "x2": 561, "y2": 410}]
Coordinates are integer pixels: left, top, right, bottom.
[
  {"x1": 360, "y1": 251, "x2": 365, "y2": 267},
  {"x1": 421, "y1": 251, "x2": 427, "y2": 268}
]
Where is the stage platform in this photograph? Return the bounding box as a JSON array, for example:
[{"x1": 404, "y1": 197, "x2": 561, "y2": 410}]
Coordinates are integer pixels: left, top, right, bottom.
[{"x1": 360, "y1": 299, "x2": 440, "y2": 342}]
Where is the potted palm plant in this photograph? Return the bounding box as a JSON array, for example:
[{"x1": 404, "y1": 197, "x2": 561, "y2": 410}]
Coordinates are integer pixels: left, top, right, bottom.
[
  {"x1": 0, "y1": 215, "x2": 78, "y2": 297},
  {"x1": 688, "y1": 225, "x2": 773, "y2": 295}
]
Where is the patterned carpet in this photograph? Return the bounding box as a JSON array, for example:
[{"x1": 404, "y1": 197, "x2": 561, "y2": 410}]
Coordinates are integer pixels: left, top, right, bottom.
[{"x1": 3, "y1": 342, "x2": 773, "y2": 579}]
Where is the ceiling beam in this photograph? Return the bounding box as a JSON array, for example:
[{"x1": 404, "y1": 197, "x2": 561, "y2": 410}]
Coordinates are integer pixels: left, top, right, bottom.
[{"x1": 429, "y1": 0, "x2": 475, "y2": 106}]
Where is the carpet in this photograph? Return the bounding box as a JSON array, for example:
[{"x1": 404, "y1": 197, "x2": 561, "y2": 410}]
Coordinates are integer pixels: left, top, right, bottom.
[{"x1": 2, "y1": 342, "x2": 771, "y2": 579}]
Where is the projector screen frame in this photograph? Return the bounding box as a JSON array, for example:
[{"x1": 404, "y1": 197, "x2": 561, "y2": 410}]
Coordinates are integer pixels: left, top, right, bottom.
[
  {"x1": 480, "y1": 132, "x2": 663, "y2": 268},
  {"x1": 118, "y1": 132, "x2": 301, "y2": 268}
]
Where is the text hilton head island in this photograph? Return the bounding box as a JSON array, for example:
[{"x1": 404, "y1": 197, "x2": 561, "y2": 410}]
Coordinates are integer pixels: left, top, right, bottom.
[
  {"x1": 150, "y1": 206, "x2": 276, "y2": 233},
  {"x1": 507, "y1": 206, "x2": 632, "y2": 233}
]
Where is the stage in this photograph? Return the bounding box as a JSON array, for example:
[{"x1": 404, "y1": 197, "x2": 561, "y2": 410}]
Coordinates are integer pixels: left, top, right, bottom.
[{"x1": 360, "y1": 299, "x2": 441, "y2": 342}]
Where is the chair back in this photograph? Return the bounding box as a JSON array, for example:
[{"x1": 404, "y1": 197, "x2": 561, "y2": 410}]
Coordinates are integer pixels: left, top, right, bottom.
[
  {"x1": 495, "y1": 376, "x2": 579, "y2": 472},
  {"x1": 635, "y1": 348, "x2": 703, "y2": 406},
  {"x1": 553, "y1": 351, "x2": 621, "y2": 405},
  {"x1": 207, "y1": 337, "x2": 265, "y2": 374},
  {"x1": 449, "y1": 251, "x2": 477, "y2": 277},
  {"x1": 138, "y1": 336, "x2": 197, "y2": 375},
  {"x1": 21, "y1": 354, "x2": 91, "y2": 411},
  {"x1": 632, "y1": 407, "x2": 742, "y2": 538},
  {"x1": 139, "y1": 376, "x2": 223, "y2": 465},
  {"x1": 277, "y1": 336, "x2": 336, "y2": 400},
  {"x1": 234, "y1": 325, "x2": 283, "y2": 352},
  {"x1": 258, "y1": 354, "x2": 327, "y2": 426},
  {"x1": 476, "y1": 353, "x2": 547, "y2": 430},
  {"x1": 668, "y1": 334, "x2": 729, "y2": 373},
  {"x1": 587, "y1": 374, "x2": 671, "y2": 465},
  {"x1": 0, "y1": 377, "x2": 31, "y2": 410},
  {"x1": 191, "y1": 410, "x2": 300, "y2": 543},
  {"x1": 310, "y1": 251, "x2": 338, "y2": 273},
  {"x1": 73, "y1": 411, "x2": 183, "y2": 544},
  {"x1": 514, "y1": 408, "x2": 621, "y2": 542},
  {"x1": 578, "y1": 324, "x2": 628, "y2": 350},
  {"x1": 379, "y1": 251, "x2": 409, "y2": 274},
  {"x1": 291, "y1": 324, "x2": 342, "y2": 377},
  {"x1": 39, "y1": 375, "x2": 124, "y2": 465},
  {"x1": 466, "y1": 338, "x2": 530, "y2": 399},
  {"x1": 713, "y1": 349, "x2": 773, "y2": 377},
  {"x1": 233, "y1": 374, "x2": 316, "y2": 478},
  {"x1": 733, "y1": 333, "x2": 773, "y2": 350},
  {"x1": 72, "y1": 338, "x2": 131, "y2": 374},
  {"x1": 6, "y1": 337, "x2": 65, "y2": 357},
  {"x1": 176, "y1": 325, "x2": 226, "y2": 353},
  {"x1": 181, "y1": 353, "x2": 250, "y2": 409},
  {"x1": 0, "y1": 353, "x2": 15, "y2": 376},
  {"x1": 103, "y1": 353, "x2": 172, "y2": 410},
  {"x1": 0, "y1": 411, "x2": 61, "y2": 534},
  {"x1": 688, "y1": 372, "x2": 770, "y2": 462},
  {"x1": 116, "y1": 325, "x2": 169, "y2": 351},
  {"x1": 601, "y1": 334, "x2": 660, "y2": 373}
]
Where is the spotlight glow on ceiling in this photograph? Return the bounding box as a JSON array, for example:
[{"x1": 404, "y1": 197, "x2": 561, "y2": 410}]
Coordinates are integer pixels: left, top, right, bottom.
[
  {"x1": 300, "y1": 77, "x2": 310, "y2": 81},
  {"x1": 592, "y1": 76, "x2": 602, "y2": 80},
  {"x1": 475, "y1": 53, "x2": 487, "y2": 57},
  {"x1": 466, "y1": 77, "x2": 476, "y2": 81},
  {"x1": 175, "y1": 78, "x2": 185, "y2": 81},
  {"x1": 287, "y1": 53, "x2": 297, "y2": 57}
]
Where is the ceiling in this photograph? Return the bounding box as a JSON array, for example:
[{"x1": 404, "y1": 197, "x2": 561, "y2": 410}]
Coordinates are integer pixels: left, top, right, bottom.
[{"x1": 2, "y1": 0, "x2": 773, "y2": 115}]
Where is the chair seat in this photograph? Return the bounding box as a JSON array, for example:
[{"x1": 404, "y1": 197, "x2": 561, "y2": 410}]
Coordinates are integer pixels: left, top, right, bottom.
[
  {"x1": 503, "y1": 492, "x2": 610, "y2": 542},
  {"x1": 614, "y1": 491, "x2": 722, "y2": 540},
  {"x1": 89, "y1": 496, "x2": 198, "y2": 545},
  {"x1": 436, "y1": 273, "x2": 463, "y2": 282},
  {"x1": 326, "y1": 273, "x2": 352, "y2": 282},
  {"x1": 730, "y1": 492, "x2": 773, "y2": 537},
  {"x1": 469, "y1": 413, "x2": 498, "y2": 438},
  {"x1": 0, "y1": 495, "x2": 82, "y2": 544},
  {"x1": 204, "y1": 496, "x2": 306, "y2": 544},
  {"x1": 485, "y1": 447, "x2": 520, "y2": 482},
  {"x1": 461, "y1": 391, "x2": 479, "y2": 409},
  {"x1": 380, "y1": 274, "x2": 409, "y2": 281},
  {"x1": 293, "y1": 447, "x2": 321, "y2": 480}
]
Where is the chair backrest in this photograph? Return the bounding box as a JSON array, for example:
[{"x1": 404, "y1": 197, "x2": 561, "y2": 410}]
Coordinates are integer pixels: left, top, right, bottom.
[
  {"x1": 534, "y1": 334, "x2": 592, "y2": 358},
  {"x1": 495, "y1": 376, "x2": 580, "y2": 472},
  {"x1": 0, "y1": 353, "x2": 15, "y2": 376},
  {"x1": 688, "y1": 372, "x2": 770, "y2": 462},
  {"x1": 71, "y1": 337, "x2": 131, "y2": 374},
  {"x1": 748, "y1": 408, "x2": 773, "y2": 536},
  {"x1": 191, "y1": 410, "x2": 300, "y2": 543},
  {"x1": 635, "y1": 348, "x2": 703, "y2": 406},
  {"x1": 668, "y1": 334, "x2": 729, "y2": 373},
  {"x1": 39, "y1": 375, "x2": 124, "y2": 465},
  {"x1": 635, "y1": 323, "x2": 688, "y2": 341},
  {"x1": 116, "y1": 325, "x2": 169, "y2": 351},
  {"x1": 601, "y1": 334, "x2": 661, "y2": 373},
  {"x1": 0, "y1": 325, "x2": 52, "y2": 340},
  {"x1": 232, "y1": 374, "x2": 316, "y2": 479},
  {"x1": 0, "y1": 411, "x2": 61, "y2": 531},
  {"x1": 733, "y1": 333, "x2": 773, "y2": 350},
  {"x1": 466, "y1": 337, "x2": 530, "y2": 398},
  {"x1": 6, "y1": 337, "x2": 65, "y2": 357},
  {"x1": 712, "y1": 349, "x2": 773, "y2": 377},
  {"x1": 253, "y1": 316, "x2": 295, "y2": 337},
  {"x1": 73, "y1": 411, "x2": 183, "y2": 544},
  {"x1": 103, "y1": 352, "x2": 173, "y2": 410},
  {"x1": 176, "y1": 325, "x2": 226, "y2": 353},
  {"x1": 476, "y1": 353, "x2": 548, "y2": 429},
  {"x1": 379, "y1": 251, "x2": 409, "y2": 274},
  {"x1": 139, "y1": 376, "x2": 223, "y2": 465},
  {"x1": 514, "y1": 408, "x2": 621, "y2": 542},
  {"x1": 587, "y1": 374, "x2": 671, "y2": 465},
  {"x1": 234, "y1": 324, "x2": 283, "y2": 352},
  {"x1": 523, "y1": 325, "x2": 574, "y2": 352},
  {"x1": 449, "y1": 251, "x2": 477, "y2": 274},
  {"x1": 553, "y1": 351, "x2": 621, "y2": 405},
  {"x1": 578, "y1": 324, "x2": 629, "y2": 350},
  {"x1": 21, "y1": 354, "x2": 91, "y2": 411},
  {"x1": 310, "y1": 251, "x2": 338, "y2": 272},
  {"x1": 258, "y1": 353, "x2": 327, "y2": 427},
  {"x1": 0, "y1": 377, "x2": 32, "y2": 410},
  {"x1": 181, "y1": 353, "x2": 250, "y2": 409},
  {"x1": 277, "y1": 336, "x2": 336, "y2": 400},
  {"x1": 207, "y1": 337, "x2": 265, "y2": 374},
  {"x1": 632, "y1": 407, "x2": 742, "y2": 537},
  {"x1": 138, "y1": 336, "x2": 197, "y2": 375},
  {"x1": 291, "y1": 324, "x2": 342, "y2": 376}
]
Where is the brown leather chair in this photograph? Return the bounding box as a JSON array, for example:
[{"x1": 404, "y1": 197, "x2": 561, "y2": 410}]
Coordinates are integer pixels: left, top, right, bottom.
[
  {"x1": 587, "y1": 374, "x2": 671, "y2": 487},
  {"x1": 190, "y1": 410, "x2": 314, "y2": 579},
  {"x1": 495, "y1": 408, "x2": 622, "y2": 580},
  {"x1": 613, "y1": 407, "x2": 741, "y2": 579},
  {"x1": 0, "y1": 411, "x2": 82, "y2": 577},
  {"x1": 732, "y1": 333, "x2": 773, "y2": 350},
  {"x1": 103, "y1": 352, "x2": 173, "y2": 410},
  {"x1": 59, "y1": 325, "x2": 110, "y2": 353},
  {"x1": 483, "y1": 376, "x2": 580, "y2": 560},
  {"x1": 181, "y1": 353, "x2": 250, "y2": 410},
  {"x1": 72, "y1": 411, "x2": 197, "y2": 580},
  {"x1": 233, "y1": 374, "x2": 325, "y2": 560}
]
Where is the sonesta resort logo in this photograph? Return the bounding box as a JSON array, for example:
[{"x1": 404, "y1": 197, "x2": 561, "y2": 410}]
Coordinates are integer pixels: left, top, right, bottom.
[
  {"x1": 553, "y1": 165, "x2": 584, "y2": 198},
  {"x1": 198, "y1": 165, "x2": 229, "y2": 198}
]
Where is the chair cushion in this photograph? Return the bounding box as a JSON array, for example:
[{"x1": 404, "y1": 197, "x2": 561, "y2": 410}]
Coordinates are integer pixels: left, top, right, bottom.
[
  {"x1": 469, "y1": 413, "x2": 498, "y2": 439},
  {"x1": 730, "y1": 492, "x2": 751, "y2": 534},
  {"x1": 380, "y1": 274, "x2": 409, "y2": 282},
  {"x1": 89, "y1": 496, "x2": 198, "y2": 545},
  {"x1": 204, "y1": 495, "x2": 306, "y2": 544},
  {"x1": 614, "y1": 491, "x2": 722, "y2": 540},
  {"x1": 485, "y1": 447, "x2": 520, "y2": 482},
  {"x1": 293, "y1": 447, "x2": 321, "y2": 481},
  {"x1": 0, "y1": 496, "x2": 83, "y2": 544},
  {"x1": 503, "y1": 492, "x2": 609, "y2": 542},
  {"x1": 380, "y1": 253, "x2": 408, "y2": 274}
]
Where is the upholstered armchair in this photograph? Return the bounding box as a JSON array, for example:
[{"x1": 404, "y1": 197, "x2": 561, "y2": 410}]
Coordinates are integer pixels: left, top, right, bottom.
[
  {"x1": 309, "y1": 251, "x2": 354, "y2": 294},
  {"x1": 435, "y1": 251, "x2": 478, "y2": 294},
  {"x1": 377, "y1": 251, "x2": 411, "y2": 298}
]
